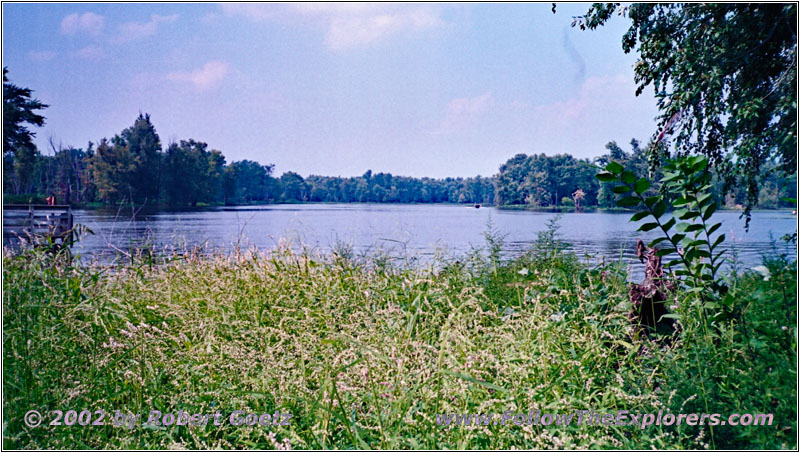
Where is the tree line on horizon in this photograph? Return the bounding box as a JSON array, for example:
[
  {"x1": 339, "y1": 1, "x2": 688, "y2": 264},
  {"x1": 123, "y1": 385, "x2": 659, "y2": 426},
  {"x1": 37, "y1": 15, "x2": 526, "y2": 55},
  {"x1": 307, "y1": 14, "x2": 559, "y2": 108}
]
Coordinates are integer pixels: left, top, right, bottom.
[
  {"x1": 3, "y1": 111, "x2": 795, "y2": 210},
  {"x1": 3, "y1": 112, "x2": 498, "y2": 207}
]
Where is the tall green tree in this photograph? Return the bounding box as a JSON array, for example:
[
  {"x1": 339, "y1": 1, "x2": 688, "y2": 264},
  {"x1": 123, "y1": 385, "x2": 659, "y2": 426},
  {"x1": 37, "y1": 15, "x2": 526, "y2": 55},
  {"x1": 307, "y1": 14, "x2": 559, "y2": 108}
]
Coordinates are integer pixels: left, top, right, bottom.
[
  {"x1": 162, "y1": 140, "x2": 224, "y2": 207},
  {"x1": 3, "y1": 68, "x2": 48, "y2": 194},
  {"x1": 90, "y1": 138, "x2": 137, "y2": 205},
  {"x1": 3, "y1": 68, "x2": 47, "y2": 154},
  {"x1": 120, "y1": 113, "x2": 162, "y2": 204},
  {"x1": 574, "y1": 3, "x2": 797, "y2": 218},
  {"x1": 280, "y1": 172, "x2": 308, "y2": 202}
]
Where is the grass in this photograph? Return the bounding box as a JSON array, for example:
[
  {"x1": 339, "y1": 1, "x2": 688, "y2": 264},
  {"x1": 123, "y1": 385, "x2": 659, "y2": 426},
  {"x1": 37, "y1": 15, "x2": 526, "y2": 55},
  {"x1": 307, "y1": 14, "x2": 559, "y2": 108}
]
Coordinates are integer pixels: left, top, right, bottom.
[{"x1": 2, "y1": 232, "x2": 796, "y2": 449}]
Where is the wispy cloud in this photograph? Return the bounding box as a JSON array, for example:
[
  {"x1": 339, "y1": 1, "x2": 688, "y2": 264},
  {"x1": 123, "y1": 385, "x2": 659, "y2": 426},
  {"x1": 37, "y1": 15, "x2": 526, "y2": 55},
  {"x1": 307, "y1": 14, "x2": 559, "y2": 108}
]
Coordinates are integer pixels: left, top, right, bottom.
[
  {"x1": 114, "y1": 14, "x2": 178, "y2": 43},
  {"x1": 324, "y1": 7, "x2": 442, "y2": 50},
  {"x1": 220, "y1": 4, "x2": 277, "y2": 21},
  {"x1": 221, "y1": 3, "x2": 444, "y2": 50},
  {"x1": 437, "y1": 93, "x2": 494, "y2": 134},
  {"x1": 72, "y1": 45, "x2": 105, "y2": 60},
  {"x1": 60, "y1": 12, "x2": 105, "y2": 36},
  {"x1": 533, "y1": 74, "x2": 631, "y2": 123},
  {"x1": 166, "y1": 60, "x2": 229, "y2": 91},
  {"x1": 28, "y1": 50, "x2": 56, "y2": 62}
]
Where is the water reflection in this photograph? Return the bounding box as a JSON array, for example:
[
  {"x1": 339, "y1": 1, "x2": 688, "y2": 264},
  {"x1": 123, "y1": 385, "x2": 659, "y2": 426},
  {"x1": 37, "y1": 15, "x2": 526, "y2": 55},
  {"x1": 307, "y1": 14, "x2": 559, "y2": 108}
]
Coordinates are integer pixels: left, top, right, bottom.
[{"x1": 56, "y1": 204, "x2": 797, "y2": 274}]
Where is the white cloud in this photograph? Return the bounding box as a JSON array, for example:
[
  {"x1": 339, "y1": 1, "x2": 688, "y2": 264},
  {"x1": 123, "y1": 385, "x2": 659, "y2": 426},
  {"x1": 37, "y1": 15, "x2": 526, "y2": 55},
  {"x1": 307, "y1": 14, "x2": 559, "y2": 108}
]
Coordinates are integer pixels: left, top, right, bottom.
[
  {"x1": 73, "y1": 45, "x2": 105, "y2": 60},
  {"x1": 220, "y1": 4, "x2": 277, "y2": 21},
  {"x1": 28, "y1": 51, "x2": 56, "y2": 62},
  {"x1": 437, "y1": 93, "x2": 494, "y2": 134},
  {"x1": 517, "y1": 74, "x2": 659, "y2": 157},
  {"x1": 221, "y1": 3, "x2": 444, "y2": 50},
  {"x1": 325, "y1": 8, "x2": 442, "y2": 50},
  {"x1": 166, "y1": 61, "x2": 229, "y2": 91},
  {"x1": 532, "y1": 74, "x2": 636, "y2": 123},
  {"x1": 60, "y1": 12, "x2": 105, "y2": 36},
  {"x1": 114, "y1": 14, "x2": 178, "y2": 43}
]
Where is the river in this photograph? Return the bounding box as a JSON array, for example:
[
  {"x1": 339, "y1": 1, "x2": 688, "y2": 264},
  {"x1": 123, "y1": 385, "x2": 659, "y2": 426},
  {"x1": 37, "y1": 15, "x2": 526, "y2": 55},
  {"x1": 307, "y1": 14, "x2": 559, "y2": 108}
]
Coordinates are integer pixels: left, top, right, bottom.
[{"x1": 63, "y1": 204, "x2": 797, "y2": 274}]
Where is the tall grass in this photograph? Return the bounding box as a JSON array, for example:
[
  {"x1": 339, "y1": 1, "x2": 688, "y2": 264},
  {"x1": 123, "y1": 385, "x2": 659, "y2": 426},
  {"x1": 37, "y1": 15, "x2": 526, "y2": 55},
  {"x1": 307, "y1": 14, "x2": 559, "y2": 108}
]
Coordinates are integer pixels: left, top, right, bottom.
[{"x1": 2, "y1": 234, "x2": 796, "y2": 449}]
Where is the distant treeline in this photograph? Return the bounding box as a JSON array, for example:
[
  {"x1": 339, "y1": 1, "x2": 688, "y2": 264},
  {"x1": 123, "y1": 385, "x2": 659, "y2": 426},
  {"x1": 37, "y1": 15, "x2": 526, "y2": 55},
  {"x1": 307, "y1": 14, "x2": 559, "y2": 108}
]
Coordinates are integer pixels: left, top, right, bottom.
[
  {"x1": 3, "y1": 114, "x2": 495, "y2": 207},
  {"x1": 494, "y1": 139, "x2": 795, "y2": 209},
  {"x1": 3, "y1": 114, "x2": 794, "y2": 209}
]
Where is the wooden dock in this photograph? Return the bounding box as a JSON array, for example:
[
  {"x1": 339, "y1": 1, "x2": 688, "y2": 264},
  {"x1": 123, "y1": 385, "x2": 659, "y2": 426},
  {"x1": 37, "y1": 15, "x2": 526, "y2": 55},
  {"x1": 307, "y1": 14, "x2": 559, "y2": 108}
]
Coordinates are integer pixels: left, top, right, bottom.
[{"x1": 3, "y1": 204, "x2": 74, "y2": 247}]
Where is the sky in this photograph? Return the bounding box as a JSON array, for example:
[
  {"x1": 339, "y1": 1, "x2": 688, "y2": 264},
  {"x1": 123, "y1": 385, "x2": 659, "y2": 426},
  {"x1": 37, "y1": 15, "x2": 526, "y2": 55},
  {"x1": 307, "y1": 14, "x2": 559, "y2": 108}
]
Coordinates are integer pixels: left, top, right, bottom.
[{"x1": 2, "y1": 3, "x2": 660, "y2": 178}]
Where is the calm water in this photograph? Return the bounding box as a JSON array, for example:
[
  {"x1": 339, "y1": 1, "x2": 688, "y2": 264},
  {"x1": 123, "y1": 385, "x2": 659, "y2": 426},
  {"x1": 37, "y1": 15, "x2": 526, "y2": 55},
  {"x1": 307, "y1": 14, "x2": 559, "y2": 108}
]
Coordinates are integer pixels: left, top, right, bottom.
[{"x1": 64, "y1": 204, "x2": 797, "y2": 273}]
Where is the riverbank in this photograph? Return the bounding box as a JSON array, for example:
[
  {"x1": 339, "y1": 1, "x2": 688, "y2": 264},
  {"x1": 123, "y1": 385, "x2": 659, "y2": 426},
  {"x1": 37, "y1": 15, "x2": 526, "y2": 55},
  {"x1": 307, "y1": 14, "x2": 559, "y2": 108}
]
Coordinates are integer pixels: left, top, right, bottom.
[
  {"x1": 3, "y1": 238, "x2": 796, "y2": 449},
  {"x1": 4, "y1": 193, "x2": 794, "y2": 214}
]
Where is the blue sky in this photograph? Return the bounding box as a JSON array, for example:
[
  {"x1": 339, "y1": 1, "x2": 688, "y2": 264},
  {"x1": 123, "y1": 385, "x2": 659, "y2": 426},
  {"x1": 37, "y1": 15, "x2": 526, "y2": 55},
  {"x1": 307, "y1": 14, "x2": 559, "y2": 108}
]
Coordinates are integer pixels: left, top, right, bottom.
[{"x1": 2, "y1": 3, "x2": 660, "y2": 178}]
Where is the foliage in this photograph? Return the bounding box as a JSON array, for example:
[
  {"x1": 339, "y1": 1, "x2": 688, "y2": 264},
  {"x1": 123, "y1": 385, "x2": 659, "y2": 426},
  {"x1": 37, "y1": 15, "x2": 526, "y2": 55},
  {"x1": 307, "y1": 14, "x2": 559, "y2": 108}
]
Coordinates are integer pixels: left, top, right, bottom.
[
  {"x1": 120, "y1": 113, "x2": 162, "y2": 203},
  {"x1": 660, "y1": 257, "x2": 797, "y2": 449},
  {"x1": 3, "y1": 68, "x2": 48, "y2": 193},
  {"x1": 89, "y1": 138, "x2": 138, "y2": 205},
  {"x1": 495, "y1": 153, "x2": 599, "y2": 207},
  {"x1": 162, "y1": 140, "x2": 225, "y2": 207},
  {"x1": 576, "y1": 3, "x2": 798, "y2": 219},
  {"x1": 222, "y1": 160, "x2": 276, "y2": 205},
  {"x1": 304, "y1": 172, "x2": 495, "y2": 205},
  {"x1": 597, "y1": 155, "x2": 728, "y2": 301},
  {"x1": 2, "y1": 68, "x2": 48, "y2": 155},
  {"x1": 594, "y1": 139, "x2": 658, "y2": 208}
]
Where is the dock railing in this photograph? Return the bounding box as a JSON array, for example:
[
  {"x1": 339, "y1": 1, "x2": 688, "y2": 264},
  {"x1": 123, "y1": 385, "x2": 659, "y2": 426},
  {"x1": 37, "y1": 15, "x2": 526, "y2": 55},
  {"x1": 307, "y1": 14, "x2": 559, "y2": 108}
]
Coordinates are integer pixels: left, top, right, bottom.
[{"x1": 2, "y1": 204, "x2": 74, "y2": 246}]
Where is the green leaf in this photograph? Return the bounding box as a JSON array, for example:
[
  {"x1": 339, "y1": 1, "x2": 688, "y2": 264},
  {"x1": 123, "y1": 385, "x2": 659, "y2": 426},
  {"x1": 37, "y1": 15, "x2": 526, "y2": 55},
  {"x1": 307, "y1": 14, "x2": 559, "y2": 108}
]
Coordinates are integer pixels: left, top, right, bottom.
[
  {"x1": 662, "y1": 217, "x2": 676, "y2": 231},
  {"x1": 653, "y1": 200, "x2": 667, "y2": 218},
  {"x1": 691, "y1": 157, "x2": 708, "y2": 172},
  {"x1": 633, "y1": 178, "x2": 650, "y2": 195},
  {"x1": 664, "y1": 260, "x2": 686, "y2": 268},
  {"x1": 605, "y1": 162, "x2": 624, "y2": 174},
  {"x1": 678, "y1": 210, "x2": 699, "y2": 220},
  {"x1": 661, "y1": 172, "x2": 681, "y2": 183},
  {"x1": 677, "y1": 222, "x2": 702, "y2": 232},
  {"x1": 621, "y1": 171, "x2": 637, "y2": 184},
  {"x1": 697, "y1": 193, "x2": 714, "y2": 206},
  {"x1": 702, "y1": 203, "x2": 717, "y2": 220},
  {"x1": 616, "y1": 196, "x2": 640, "y2": 207},
  {"x1": 630, "y1": 211, "x2": 650, "y2": 222},
  {"x1": 638, "y1": 222, "x2": 659, "y2": 232},
  {"x1": 707, "y1": 222, "x2": 722, "y2": 235},
  {"x1": 655, "y1": 248, "x2": 676, "y2": 257},
  {"x1": 711, "y1": 234, "x2": 725, "y2": 250},
  {"x1": 649, "y1": 237, "x2": 670, "y2": 247},
  {"x1": 596, "y1": 172, "x2": 618, "y2": 182},
  {"x1": 612, "y1": 185, "x2": 631, "y2": 194},
  {"x1": 671, "y1": 233, "x2": 686, "y2": 244},
  {"x1": 644, "y1": 196, "x2": 659, "y2": 207},
  {"x1": 672, "y1": 196, "x2": 690, "y2": 207}
]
